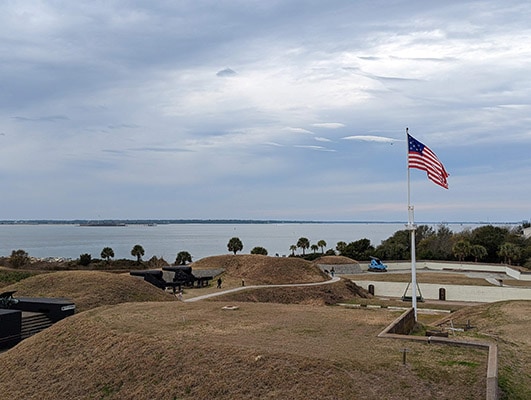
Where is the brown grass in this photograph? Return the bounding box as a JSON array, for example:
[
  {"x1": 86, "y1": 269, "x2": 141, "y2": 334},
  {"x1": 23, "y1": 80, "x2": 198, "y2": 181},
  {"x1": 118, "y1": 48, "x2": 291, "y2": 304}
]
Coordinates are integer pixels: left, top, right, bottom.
[
  {"x1": 432, "y1": 301, "x2": 531, "y2": 399},
  {"x1": 3, "y1": 270, "x2": 176, "y2": 312},
  {"x1": 0, "y1": 301, "x2": 489, "y2": 400},
  {"x1": 314, "y1": 255, "x2": 359, "y2": 264},
  {"x1": 191, "y1": 254, "x2": 328, "y2": 285},
  {"x1": 217, "y1": 278, "x2": 371, "y2": 306},
  {"x1": 0, "y1": 257, "x2": 529, "y2": 399}
]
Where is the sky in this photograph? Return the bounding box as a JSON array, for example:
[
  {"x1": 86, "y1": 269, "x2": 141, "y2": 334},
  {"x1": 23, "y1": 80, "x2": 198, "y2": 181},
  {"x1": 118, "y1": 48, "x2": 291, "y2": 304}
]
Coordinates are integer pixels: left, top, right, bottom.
[{"x1": 1, "y1": 0, "x2": 530, "y2": 222}]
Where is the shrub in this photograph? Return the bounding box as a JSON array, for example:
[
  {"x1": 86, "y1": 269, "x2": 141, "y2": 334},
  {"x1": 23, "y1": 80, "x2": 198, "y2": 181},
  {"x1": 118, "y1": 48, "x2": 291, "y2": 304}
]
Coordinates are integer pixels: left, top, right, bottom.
[
  {"x1": 9, "y1": 249, "x2": 29, "y2": 268},
  {"x1": 250, "y1": 246, "x2": 268, "y2": 255},
  {"x1": 148, "y1": 256, "x2": 169, "y2": 268},
  {"x1": 79, "y1": 253, "x2": 92, "y2": 266}
]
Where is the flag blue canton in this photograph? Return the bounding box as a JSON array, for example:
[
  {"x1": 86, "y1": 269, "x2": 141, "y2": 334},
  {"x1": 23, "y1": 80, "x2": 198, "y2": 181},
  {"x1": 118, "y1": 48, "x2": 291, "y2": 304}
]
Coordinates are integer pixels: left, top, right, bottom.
[{"x1": 408, "y1": 134, "x2": 449, "y2": 189}]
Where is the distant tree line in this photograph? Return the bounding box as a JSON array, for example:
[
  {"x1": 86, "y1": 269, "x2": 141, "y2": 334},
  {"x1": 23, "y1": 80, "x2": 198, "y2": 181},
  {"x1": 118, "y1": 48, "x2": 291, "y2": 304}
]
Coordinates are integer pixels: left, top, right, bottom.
[
  {"x1": 5, "y1": 224, "x2": 530, "y2": 270},
  {"x1": 284, "y1": 224, "x2": 531, "y2": 268}
]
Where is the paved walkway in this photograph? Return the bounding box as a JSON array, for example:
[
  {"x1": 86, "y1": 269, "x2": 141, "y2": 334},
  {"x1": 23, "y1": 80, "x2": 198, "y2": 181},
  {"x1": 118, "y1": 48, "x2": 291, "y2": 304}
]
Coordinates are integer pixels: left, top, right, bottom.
[{"x1": 184, "y1": 276, "x2": 341, "y2": 303}]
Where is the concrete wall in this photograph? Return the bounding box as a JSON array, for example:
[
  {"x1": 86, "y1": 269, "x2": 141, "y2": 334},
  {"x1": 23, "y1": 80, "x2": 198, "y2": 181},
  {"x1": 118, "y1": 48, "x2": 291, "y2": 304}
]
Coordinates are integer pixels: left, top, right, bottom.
[
  {"x1": 378, "y1": 309, "x2": 499, "y2": 400},
  {"x1": 355, "y1": 280, "x2": 531, "y2": 302},
  {"x1": 384, "y1": 261, "x2": 531, "y2": 281},
  {"x1": 379, "y1": 308, "x2": 416, "y2": 335}
]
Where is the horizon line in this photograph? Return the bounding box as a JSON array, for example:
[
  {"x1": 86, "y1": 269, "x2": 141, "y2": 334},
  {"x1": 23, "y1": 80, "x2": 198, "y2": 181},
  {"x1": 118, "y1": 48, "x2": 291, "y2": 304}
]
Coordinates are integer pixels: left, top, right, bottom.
[{"x1": 0, "y1": 219, "x2": 524, "y2": 225}]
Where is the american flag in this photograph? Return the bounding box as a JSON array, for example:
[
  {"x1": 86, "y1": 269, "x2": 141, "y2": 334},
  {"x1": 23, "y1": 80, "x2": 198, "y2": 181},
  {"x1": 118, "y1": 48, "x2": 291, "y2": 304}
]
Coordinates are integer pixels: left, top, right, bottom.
[{"x1": 408, "y1": 133, "x2": 449, "y2": 189}]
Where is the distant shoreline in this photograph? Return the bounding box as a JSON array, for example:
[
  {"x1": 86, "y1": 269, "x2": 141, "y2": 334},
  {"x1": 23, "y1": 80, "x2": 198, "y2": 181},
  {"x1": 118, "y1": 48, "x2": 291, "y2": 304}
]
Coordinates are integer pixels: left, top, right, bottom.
[{"x1": 0, "y1": 219, "x2": 522, "y2": 226}]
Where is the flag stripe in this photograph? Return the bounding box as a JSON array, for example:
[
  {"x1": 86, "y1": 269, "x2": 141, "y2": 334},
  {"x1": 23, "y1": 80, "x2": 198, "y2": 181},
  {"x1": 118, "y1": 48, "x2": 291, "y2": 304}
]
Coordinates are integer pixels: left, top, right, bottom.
[{"x1": 408, "y1": 134, "x2": 449, "y2": 189}]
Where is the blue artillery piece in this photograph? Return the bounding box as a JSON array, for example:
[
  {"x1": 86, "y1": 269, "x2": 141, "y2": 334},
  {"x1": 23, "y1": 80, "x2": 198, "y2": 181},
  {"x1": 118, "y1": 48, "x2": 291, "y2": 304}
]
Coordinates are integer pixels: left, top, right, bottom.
[{"x1": 368, "y1": 257, "x2": 388, "y2": 272}]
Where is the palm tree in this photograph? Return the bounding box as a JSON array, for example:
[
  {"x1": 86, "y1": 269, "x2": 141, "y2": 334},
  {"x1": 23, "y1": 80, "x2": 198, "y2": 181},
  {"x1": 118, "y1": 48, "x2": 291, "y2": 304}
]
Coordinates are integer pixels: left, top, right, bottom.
[
  {"x1": 175, "y1": 251, "x2": 192, "y2": 265},
  {"x1": 131, "y1": 244, "x2": 145, "y2": 264},
  {"x1": 470, "y1": 244, "x2": 487, "y2": 262},
  {"x1": 336, "y1": 241, "x2": 347, "y2": 255},
  {"x1": 100, "y1": 247, "x2": 115, "y2": 263},
  {"x1": 498, "y1": 242, "x2": 521, "y2": 265},
  {"x1": 452, "y1": 240, "x2": 471, "y2": 262},
  {"x1": 317, "y1": 240, "x2": 327, "y2": 254},
  {"x1": 289, "y1": 244, "x2": 297, "y2": 256},
  {"x1": 297, "y1": 237, "x2": 310, "y2": 256},
  {"x1": 311, "y1": 244, "x2": 319, "y2": 254}
]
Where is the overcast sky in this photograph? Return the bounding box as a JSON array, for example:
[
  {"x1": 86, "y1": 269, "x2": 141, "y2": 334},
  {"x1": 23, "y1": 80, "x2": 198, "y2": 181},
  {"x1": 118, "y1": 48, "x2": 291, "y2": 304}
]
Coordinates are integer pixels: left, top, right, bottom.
[{"x1": 1, "y1": 1, "x2": 530, "y2": 222}]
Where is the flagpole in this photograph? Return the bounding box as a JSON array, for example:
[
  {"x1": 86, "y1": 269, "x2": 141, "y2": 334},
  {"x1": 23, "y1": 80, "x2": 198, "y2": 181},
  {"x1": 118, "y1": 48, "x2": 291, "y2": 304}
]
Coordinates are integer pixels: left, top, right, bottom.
[{"x1": 406, "y1": 128, "x2": 418, "y2": 322}]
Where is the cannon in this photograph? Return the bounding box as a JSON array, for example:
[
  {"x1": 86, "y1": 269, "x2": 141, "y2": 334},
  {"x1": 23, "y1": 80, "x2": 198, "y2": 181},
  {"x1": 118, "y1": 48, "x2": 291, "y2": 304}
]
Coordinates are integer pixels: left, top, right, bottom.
[
  {"x1": 368, "y1": 257, "x2": 388, "y2": 272},
  {"x1": 0, "y1": 291, "x2": 19, "y2": 308}
]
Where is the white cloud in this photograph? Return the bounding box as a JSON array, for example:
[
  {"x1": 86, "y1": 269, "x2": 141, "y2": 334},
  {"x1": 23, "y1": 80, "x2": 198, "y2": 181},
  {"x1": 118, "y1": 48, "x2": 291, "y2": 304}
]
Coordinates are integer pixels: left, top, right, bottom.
[
  {"x1": 283, "y1": 127, "x2": 314, "y2": 134},
  {"x1": 294, "y1": 145, "x2": 336, "y2": 152},
  {"x1": 342, "y1": 135, "x2": 400, "y2": 143},
  {"x1": 312, "y1": 122, "x2": 345, "y2": 129},
  {"x1": 0, "y1": 1, "x2": 530, "y2": 221}
]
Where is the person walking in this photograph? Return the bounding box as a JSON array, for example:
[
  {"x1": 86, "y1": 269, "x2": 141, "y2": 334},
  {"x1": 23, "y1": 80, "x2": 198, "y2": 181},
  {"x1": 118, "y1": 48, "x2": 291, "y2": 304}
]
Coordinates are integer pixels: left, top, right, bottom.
[{"x1": 217, "y1": 277, "x2": 222, "y2": 288}]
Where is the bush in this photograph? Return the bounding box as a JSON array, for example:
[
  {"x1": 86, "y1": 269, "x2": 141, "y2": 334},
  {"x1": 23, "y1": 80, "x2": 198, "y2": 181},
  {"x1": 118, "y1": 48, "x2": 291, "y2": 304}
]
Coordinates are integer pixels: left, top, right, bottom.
[
  {"x1": 79, "y1": 253, "x2": 92, "y2": 266},
  {"x1": 9, "y1": 249, "x2": 29, "y2": 268},
  {"x1": 250, "y1": 246, "x2": 268, "y2": 255},
  {"x1": 148, "y1": 256, "x2": 169, "y2": 268}
]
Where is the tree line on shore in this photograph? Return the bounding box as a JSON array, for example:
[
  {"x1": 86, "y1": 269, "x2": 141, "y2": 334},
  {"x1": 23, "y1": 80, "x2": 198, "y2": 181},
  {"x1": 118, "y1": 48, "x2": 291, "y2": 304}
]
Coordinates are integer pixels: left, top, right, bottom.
[
  {"x1": 231, "y1": 224, "x2": 531, "y2": 269},
  {"x1": 285, "y1": 224, "x2": 530, "y2": 268},
  {"x1": 3, "y1": 224, "x2": 530, "y2": 270}
]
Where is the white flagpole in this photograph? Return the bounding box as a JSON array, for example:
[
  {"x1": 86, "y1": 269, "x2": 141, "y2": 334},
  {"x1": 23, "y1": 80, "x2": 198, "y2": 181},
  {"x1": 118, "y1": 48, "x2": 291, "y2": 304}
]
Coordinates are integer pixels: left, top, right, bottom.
[{"x1": 406, "y1": 128, "x2": 418, "y2": 321}]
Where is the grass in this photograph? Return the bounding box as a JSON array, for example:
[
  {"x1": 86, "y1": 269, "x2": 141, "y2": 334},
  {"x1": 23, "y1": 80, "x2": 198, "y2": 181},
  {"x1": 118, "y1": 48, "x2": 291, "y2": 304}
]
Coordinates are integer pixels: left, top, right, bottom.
[
  {"x1": 0, "y1": 269, "x2": 37, "y2": 288},
  {"x1": 431, "y1": 300, "x2": 531, "y2": 400},
  {"x1": 0, "y1": 255, "x2": 529, "y2": 399},
  {"x1": 0, "y1": 301, "x2": 489, "y2": 399}
]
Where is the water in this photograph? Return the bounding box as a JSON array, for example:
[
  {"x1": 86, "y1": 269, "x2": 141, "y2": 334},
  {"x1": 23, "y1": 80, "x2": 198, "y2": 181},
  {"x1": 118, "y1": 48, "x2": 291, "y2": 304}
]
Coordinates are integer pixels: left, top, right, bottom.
[{"x1": 0, "y1": 222, "x2": 513, "y2": 262}]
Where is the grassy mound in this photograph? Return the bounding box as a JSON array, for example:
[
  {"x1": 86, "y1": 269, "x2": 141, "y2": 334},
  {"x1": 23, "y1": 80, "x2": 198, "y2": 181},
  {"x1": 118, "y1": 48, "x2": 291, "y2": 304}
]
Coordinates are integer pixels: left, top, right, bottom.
[
  {"x1": 216, "y1": 279, "x2": 371, "y2": 305},
  {"x1": 314, "y1": 255, "x2": 359, "y2": 264},
  {"x1": 3, "y1": 270, "x2": 175, "y2": 312},
  {"x1": 0, "y1": 301, "x2": 489, "y2": 399},
  {"x1": 192, "y1": 254, "x2": 328, "y2": 285},
  {"x1": 1, "y1": 259, "x2": 528, "y2": 399}
]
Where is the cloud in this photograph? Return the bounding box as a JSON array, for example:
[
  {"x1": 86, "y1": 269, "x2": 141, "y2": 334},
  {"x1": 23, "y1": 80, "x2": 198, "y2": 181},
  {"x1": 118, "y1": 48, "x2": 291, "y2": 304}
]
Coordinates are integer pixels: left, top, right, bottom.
[
  {"x1": 129, "y1": 147, "x2": 192, "y2": 153},
  {"x1": 312, "y1": 123, "x2": 345, "y2": 129},
  {"x1": 342, "y1": 135, "x2": 401, "y2": 143},
  {"x1": 1, "y1": 1, "x2": 530, "y2": 221},
  {"x1": 283, "y1": 127, "x2": 314, "y2": 134},
  {"x1": 216, "y1": 68, "x2": 237, "y2": 77},
  {"x1": 294, "y1": 145, "x2": 336, "y2": 152},
  {"x1": 13, "y1": 115, "x2": 69, "y2": 122},
  {"x1": 107, "y1": 124, "x2": 140, "y2": 130}
]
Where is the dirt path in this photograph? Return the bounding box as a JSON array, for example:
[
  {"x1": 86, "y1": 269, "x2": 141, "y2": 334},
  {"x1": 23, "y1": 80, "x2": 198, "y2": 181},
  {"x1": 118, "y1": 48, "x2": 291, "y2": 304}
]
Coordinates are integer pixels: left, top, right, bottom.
[{"x1": 183, "y1": 276, "x2": 341, "y2": 302}]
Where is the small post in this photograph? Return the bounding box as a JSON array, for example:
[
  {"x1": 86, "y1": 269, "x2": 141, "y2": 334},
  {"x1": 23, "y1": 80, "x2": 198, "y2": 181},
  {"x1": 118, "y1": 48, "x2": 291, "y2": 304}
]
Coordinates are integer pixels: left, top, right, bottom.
[{"x1": 400, "y1": 348, "x2": 409, "y2": 365}]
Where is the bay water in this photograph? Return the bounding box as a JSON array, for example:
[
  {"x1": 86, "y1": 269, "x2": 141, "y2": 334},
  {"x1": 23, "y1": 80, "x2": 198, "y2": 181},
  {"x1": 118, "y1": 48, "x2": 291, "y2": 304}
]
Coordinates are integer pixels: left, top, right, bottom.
[{"x1": 0, "y1": 222, "x2": 505, "y2": 262}]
